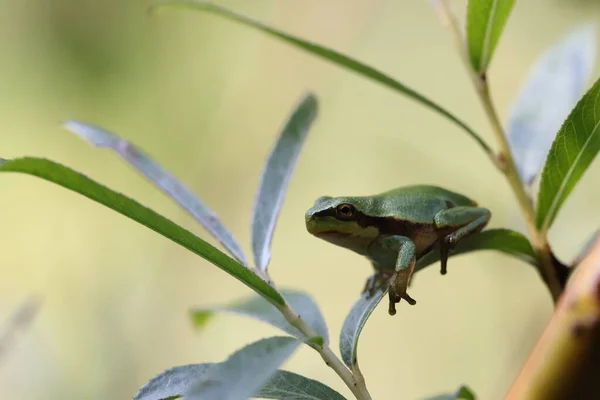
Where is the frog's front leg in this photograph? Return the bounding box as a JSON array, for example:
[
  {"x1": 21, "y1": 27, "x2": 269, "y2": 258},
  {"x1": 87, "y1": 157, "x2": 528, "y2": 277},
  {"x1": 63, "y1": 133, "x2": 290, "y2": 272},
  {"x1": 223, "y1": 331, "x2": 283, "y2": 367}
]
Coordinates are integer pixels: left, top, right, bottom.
[
  {"x1": 434, "y1": 206, "x2": 491, "y2": 275},
  {"x1": 367, "y1": 235, "x2": 417, "y2": 316}
]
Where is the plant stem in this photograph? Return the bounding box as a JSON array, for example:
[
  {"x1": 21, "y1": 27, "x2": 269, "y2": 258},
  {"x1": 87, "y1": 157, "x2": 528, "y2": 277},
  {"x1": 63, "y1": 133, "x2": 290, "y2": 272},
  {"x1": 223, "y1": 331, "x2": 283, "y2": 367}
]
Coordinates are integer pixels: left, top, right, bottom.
[
  {"x1": 280, "y1": 304, "x2": 372, "y2": 400},
  {"x1": 435, "y1": 0, "x2": 562, "y2": 302},
  {"x1": 477, "y1": 82, "x2": 562, "y2": 301}
]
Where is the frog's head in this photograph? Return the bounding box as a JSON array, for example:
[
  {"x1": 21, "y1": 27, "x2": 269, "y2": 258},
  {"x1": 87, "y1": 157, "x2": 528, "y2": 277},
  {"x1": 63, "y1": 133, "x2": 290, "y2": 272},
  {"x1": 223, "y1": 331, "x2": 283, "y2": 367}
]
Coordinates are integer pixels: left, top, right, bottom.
[{"x1": 305, "y1": 195, "x2": 379, "y2": 254}]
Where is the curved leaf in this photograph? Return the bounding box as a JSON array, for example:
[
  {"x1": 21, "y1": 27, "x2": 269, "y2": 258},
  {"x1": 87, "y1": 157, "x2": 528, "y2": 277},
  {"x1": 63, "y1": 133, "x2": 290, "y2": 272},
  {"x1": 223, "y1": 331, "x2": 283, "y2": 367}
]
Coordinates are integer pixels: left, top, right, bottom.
[
  {"x1": 424, "y1": 385, "x2": 476, "y2": 400},
  {"x1": 150, "y1": 0, "x2": 491, "y2": 156},
  {"x1": 0, "y1": 157, "x2": 284, "y2": 306},
  {"x1": 258, "y1": 370, "x2": 347, "y2": 400},
  {"x1": 134, "y1": 363, "x2": 214, "y2": 400},
  {"x1": 414, "y1": 228, "x2": 537, "y2": 273},
  {"x1": 466, "y1": 0, "x2": 515, "y2": 73},
  {"x1": 185, "y1": 336, "x2": 300, "y2": 400},
  {"x1": 191, "y1": 289, "x2": 329, "y2": 344},
  {"x1": 63, "y1": 120, "x2": 248, "y2": 265},
  {"x1": 339, "y1": 228, "x2": 536, "y2": 368},
  {"x1": 506, "y1": 24, "x2": 596, "y2": 185},
  {"x1": 339, "y1": 284, "x2": 389, "y2": 368},
  {"x1": 134, "y1": 365, "x2": 346, "y2": 400},
  {"x1": 252, "y1": 94, "x2": 318, "y2": 272},
  {"x1": 536, "y1": 76, "x2": 600, "y2": 233}
]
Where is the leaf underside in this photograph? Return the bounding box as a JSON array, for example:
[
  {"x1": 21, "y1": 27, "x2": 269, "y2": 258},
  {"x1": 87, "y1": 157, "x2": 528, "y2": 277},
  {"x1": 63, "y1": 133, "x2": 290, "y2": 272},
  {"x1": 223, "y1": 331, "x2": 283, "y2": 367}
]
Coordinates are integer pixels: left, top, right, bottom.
[
  {"x1": 185, "y1": 336, "x2": 300, "y2": 400},
  {"x1": 191, "y1": 289, "x2": 329, "y2": 344},
  {"x1": 134, "y1": 364, "x2": 347, "y2": 400},
  {"x1": 506, "y1": 24, "x2": 596, "y2": 185},
  {"x1": 63, "y1": 120, "x2": 248, "y2": 265},
  {"x1": 339, "y1": 228, "x2": 536, "y2": 368},
  {"x1": 251, "y1": 93, "x2": 318, "y2": 272}
]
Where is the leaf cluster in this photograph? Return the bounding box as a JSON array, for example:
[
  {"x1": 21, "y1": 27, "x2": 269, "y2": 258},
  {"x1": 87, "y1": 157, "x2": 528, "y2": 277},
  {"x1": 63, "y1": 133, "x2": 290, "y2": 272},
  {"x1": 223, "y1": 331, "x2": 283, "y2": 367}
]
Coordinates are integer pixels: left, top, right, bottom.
[{"x1": 2, "y1": 1, "x2": 599, "y2": 399}]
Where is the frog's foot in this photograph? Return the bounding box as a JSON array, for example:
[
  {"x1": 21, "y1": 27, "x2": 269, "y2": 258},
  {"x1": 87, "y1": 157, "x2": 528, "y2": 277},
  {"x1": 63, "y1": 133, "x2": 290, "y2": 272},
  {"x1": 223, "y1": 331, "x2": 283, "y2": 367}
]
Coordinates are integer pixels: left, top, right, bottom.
[
  {"x1": 387, "y1": 270, "x2": 417, "y2": 315},
  {"x1": 362, "y1": 270, "x2": 394, "y2": 298},
  {"x1": 387, "y1": 288, "x2": 416, "y2": 316},
  {"x1": 435, "y1": 207, "x2": 491, "y2": 275}
]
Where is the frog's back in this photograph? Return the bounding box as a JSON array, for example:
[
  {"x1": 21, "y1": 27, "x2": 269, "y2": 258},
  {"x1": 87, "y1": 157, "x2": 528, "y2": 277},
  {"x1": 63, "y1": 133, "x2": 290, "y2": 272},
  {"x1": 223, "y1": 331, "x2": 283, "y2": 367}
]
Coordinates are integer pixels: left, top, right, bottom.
[{"x1": 368, "y1": 185, "x2": 477, "y2": 223}]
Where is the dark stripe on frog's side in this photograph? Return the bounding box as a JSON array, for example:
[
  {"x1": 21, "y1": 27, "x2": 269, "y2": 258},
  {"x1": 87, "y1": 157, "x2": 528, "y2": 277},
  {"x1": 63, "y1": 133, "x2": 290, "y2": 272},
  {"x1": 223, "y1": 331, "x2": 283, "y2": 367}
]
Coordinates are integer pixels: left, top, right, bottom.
[{"x1": 312, "y1": 208, "x2": 426, "y2": 236}]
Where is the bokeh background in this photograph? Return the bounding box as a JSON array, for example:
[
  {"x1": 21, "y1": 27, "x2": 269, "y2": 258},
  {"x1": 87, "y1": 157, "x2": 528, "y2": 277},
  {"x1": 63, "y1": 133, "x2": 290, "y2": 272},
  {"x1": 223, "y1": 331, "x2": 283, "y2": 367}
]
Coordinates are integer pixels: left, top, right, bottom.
[{"x1": 1, "y1": 0, "x2": 600, "y2": 399}]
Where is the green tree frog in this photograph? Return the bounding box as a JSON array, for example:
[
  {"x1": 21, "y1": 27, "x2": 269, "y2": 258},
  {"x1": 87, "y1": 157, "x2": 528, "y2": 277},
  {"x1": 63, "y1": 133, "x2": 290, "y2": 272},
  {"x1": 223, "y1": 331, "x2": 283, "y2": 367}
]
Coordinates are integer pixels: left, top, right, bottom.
[{"x1": 305, "y1": 185, "x2": 491, "y2": 315}]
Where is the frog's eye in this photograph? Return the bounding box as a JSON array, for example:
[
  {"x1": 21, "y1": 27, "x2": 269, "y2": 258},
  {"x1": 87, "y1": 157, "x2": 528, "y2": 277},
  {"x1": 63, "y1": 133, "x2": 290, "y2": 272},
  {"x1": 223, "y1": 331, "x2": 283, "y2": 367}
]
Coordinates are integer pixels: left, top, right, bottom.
[{"x1": 336, "y1": 203, "x2": 356, "y2": 220}]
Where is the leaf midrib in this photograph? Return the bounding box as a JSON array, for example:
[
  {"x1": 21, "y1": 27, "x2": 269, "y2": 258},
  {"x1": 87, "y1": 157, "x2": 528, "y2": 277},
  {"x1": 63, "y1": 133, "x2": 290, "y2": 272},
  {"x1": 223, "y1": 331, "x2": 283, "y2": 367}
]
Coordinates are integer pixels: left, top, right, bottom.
[
  {"x1": 542, "y1": 88, "x2": 600, "y2": 232},
  {"x1": 480, "y1": 0, "x2": 501, "y2": 71}
]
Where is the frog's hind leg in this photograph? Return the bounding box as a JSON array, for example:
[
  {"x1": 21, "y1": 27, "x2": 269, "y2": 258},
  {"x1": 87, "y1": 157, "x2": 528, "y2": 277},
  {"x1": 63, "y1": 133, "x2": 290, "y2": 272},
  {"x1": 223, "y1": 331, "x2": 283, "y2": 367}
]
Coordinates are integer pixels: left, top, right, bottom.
[{"x1": 434, "y1": 207, "x2": 491, "y2": 275}]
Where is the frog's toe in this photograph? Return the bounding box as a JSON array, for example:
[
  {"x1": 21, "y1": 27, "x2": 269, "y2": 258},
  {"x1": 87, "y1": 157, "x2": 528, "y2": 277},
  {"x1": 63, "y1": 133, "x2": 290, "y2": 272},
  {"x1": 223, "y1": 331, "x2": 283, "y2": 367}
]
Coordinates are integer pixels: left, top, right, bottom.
[
  {"x1": 387, "y1": 289, "x2": 416, "y2": 316},
  {"x1": 401, "y1": 292, "x2": 417, "y2": 305}
]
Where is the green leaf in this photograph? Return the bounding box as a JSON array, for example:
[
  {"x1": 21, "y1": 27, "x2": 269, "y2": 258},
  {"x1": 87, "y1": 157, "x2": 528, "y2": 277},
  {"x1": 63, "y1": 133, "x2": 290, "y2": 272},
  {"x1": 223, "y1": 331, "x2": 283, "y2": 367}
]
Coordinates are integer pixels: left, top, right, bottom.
[
  {"x1": 190, "y1": 289, "x2": 329, "y2": 344},
  {"x1": 339, "y1": 284, "x2": 389, "y2": 368},
  {"x1": 423, "y1": 385, "x2": 476, "y2": 400},
  {"x1": 252, "y1": 93, "x2": 318, "y2": 272},
  {"x1": 536, "y1": 76, "x2": 600, "y2": 233},
  {"x1": 0, "y1": 157, "x2": 284, "y2": 306},
  {"x1": 151, "y1": 0, "x2": 491, "y2": 156},
  {"x1": 185, "y1": 336, "x2": 300, "y2": 400},
  {"x1": 133, "y1": 365, "x2": 346, "y2": 400},
  {"x1": 466, "y1": 0, "x2": 515, "y2": 73},
  {"x1": 506, "y1": 24, "x2": 596, "y2": 185},
  {"x1": 339, "y1": 228, "x2": 536, "y2": 368},
  {"x1": 414, "y1": 228, "x2": 538, "y2": 273},
  {"x1": 134, "y1": 363, "x2": 214, "y2": 400},
  {"x1": 258, "y1": 369, "x2": 347, "y2": 400},
  {"x1": 63, "y1": 120, "x2": 248, "y2": 265}
]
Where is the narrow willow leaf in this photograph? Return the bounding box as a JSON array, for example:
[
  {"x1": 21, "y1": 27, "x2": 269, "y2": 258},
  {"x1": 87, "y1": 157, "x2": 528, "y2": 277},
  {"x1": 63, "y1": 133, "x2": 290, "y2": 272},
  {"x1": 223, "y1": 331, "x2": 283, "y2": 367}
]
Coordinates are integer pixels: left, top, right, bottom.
[
  {"x1": 466, "y1": 0, "x2": 515, "y2": 73},
  {"x1": 414, "y1": 228, "x2": 538, "y2": 273},
  {"x1": 536, "y1": 76, "x2": 600, "y2": 233},
  {"x1": 424, "y1": 385, "x2": 476, "y2": 400},
  {"x1": 339, "y1": 228, "x2": 536, "y2": 368},
  {"x1": 0, "y1": 157, "x2": 284, "y2": 306},
  {"x1": 190, "y1": 289, "x2": 329, "y2": 344},
  {"x1": 134, "y1": 365, "x2": 346, "y2": 400},
  {"x1": 339, "y1": 284, "x2": 389, "y2": 368},
  {"x1": 150, "y1": 0, "x2": 492, "y2": 155},
  {"x1": 258, "y1": 369, "x2": 347, "y2": 400},
  {"x1": 63, "y1": 120, "x2": 248, "y2": 265},
  {"x1": 185, "y1": 336, "x2": 300, "y2": 400},
  {"x1": 134, "y1": 363, "x2": 214, "y2": 400},
  {"x1": 252, "y1": 94, "x2": 318, "y2": 272},
  {"x1": 507, "y1": 24, "x2": 597, "y2": 185}
]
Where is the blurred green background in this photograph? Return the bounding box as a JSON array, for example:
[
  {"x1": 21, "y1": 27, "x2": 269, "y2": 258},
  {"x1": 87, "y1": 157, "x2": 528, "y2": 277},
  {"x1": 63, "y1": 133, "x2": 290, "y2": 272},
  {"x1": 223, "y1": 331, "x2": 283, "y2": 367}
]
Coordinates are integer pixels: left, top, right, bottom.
[{"x1": 1, "y1": 0, "x2": 600, "y2": 399}]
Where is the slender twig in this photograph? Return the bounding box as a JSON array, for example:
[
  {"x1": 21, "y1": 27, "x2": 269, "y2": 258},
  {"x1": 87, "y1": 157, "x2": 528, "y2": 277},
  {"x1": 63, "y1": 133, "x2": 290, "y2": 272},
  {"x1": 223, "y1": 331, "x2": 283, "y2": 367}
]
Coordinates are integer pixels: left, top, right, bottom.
[
  {"x1": 434, "y1": 0, "x2": 562, "y2": 301},
  {"x1": 280, "y1": 304, "x2": 372, "y2": 400}
]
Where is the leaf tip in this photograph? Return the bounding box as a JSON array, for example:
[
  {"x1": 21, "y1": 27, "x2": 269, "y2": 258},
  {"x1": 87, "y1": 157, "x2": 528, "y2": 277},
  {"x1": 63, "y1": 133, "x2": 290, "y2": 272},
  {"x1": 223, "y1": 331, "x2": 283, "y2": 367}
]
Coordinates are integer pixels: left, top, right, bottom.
[{"x1": 62, "y1": 120, "x2": 118, "y2": 148}]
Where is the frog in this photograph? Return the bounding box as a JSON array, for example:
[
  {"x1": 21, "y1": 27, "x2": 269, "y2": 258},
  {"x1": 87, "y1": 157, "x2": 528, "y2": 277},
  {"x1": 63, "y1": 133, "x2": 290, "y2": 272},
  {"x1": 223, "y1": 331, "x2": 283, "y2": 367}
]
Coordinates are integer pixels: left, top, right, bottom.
[{"x1": 305, "y1": 185, "x2": 491, "y2": 316}]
